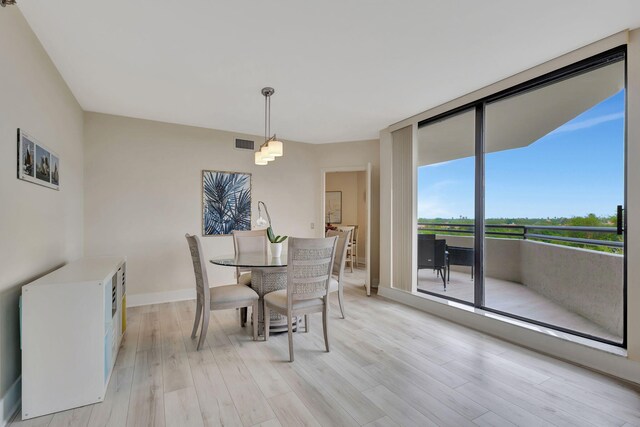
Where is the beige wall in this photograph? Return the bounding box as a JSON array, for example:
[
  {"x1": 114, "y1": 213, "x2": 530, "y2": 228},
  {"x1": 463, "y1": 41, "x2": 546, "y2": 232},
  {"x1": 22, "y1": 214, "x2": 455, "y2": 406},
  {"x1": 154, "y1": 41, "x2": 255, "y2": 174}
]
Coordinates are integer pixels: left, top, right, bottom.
[
  {"x1": 326, "y1": 172, "x2": 359, "y2": 225},
  {"x1": 356, "y1": 171, "x2": 368, "y2": 264},
  {"x1": 626, "y1": 28, "x2": 640, "y2": 360},
  {"x1": 0, "y1": 7, "x2": 84, "y2": 409},
  {"x1": 325, "y1": 171, "x2": 368, "y2": 264},
  {"x1": 84, "y1": 113, "x2": 381, "y2": 300}
]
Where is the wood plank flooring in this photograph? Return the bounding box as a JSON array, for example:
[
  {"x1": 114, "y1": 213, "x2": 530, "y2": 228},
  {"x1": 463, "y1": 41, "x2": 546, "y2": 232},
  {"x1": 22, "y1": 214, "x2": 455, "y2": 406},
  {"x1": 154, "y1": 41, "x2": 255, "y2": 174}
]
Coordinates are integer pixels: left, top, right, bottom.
[{"x1": 11, "y1": 269, "x2": 640, "y2": 427}]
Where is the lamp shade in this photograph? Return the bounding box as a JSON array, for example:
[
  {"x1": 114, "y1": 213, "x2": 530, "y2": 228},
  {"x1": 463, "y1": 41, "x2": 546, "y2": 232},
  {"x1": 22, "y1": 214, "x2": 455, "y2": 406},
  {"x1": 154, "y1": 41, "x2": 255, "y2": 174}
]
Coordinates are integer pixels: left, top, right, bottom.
[
  {"x1": 255, "y1": 151, "x2": 268, "y2": 165},
  {"x1": 267, "y1": 139, "x2": 283, "y2": 157},
  {"x1": 260, "y1": 146, "x2": 275, "y2": 161}
]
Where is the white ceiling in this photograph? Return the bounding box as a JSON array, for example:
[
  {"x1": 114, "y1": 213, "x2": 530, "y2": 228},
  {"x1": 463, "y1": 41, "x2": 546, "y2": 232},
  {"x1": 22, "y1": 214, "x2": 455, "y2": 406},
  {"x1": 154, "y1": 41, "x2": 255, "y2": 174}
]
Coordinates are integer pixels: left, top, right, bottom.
[{"x1": 17, "y1": 1, "x2": 640, "y2": 143}]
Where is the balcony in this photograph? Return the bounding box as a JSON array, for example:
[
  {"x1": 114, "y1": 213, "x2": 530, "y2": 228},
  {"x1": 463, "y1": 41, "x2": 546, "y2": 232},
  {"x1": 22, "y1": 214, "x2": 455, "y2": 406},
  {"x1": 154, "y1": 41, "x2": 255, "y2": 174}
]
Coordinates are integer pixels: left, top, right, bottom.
[{"x1": 417, "y1": 224, "x2": 624, "y2": 344}]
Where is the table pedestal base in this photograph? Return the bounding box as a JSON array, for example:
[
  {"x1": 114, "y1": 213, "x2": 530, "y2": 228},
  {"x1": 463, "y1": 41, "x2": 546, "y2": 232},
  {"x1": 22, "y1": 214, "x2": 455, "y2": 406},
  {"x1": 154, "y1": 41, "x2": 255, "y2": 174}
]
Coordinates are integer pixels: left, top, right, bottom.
[{"x1": 250, "y1": 267, "x2": 297, "y2": 334}]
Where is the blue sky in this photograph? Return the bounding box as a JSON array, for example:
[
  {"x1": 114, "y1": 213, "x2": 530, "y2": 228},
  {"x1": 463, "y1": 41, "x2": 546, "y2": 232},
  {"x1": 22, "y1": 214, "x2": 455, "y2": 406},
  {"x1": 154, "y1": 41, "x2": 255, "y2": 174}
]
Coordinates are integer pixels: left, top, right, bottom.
[{"x1": 417, "y1": 90, "x2": 625, "y2": 219}]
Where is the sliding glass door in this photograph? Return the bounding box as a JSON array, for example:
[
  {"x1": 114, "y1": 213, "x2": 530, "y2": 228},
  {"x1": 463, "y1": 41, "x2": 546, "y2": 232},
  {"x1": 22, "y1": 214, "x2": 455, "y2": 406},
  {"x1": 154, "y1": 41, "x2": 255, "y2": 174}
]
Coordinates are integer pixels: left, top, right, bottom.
[
  {"x1": 417, "y1": 109, "x2": 475, "y2": 304},
  {"x1": 484, "y1": 59, "x2": 625, "y2": 344},
  {"x1": 415, "y1": 47, "x2": 626, "y2": 346}
]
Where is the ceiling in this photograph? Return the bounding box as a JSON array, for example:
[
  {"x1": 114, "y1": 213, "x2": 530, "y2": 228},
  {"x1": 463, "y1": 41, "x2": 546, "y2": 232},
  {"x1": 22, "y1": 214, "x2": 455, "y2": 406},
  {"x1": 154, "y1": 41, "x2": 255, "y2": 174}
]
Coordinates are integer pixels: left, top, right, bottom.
[{"x1": 17, "y1": 1, "x2": 640, "y2": 144}]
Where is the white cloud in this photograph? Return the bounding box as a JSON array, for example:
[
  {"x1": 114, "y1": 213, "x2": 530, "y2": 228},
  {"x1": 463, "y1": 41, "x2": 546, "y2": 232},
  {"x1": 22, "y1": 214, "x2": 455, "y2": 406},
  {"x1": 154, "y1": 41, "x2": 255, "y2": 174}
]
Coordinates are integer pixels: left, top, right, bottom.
[
  {"x1": 418, "y1": 198, "x2": 454, "y2": 218},
  {"x1": 550, "y1": 112, "x2": 624, "y2": 135}
]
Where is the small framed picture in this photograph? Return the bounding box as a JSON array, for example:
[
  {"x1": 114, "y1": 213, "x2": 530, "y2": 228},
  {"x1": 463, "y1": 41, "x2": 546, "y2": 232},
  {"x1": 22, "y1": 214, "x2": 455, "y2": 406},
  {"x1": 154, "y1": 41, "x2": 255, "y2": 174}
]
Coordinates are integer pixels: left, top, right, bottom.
[
  {"x1": 17, "y1": 129, "x2": 59, "y2": 190},
  {"x1": 325, "y1": 191, "x2": 342, "y2": 223}
]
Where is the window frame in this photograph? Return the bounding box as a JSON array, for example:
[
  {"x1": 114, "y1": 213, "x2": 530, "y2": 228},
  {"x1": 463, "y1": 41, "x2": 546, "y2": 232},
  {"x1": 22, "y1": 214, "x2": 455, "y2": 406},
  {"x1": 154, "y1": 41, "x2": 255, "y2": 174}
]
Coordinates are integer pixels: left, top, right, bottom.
[{"x1": 416, "y1": 45, "x2": 628, "y2": 348}]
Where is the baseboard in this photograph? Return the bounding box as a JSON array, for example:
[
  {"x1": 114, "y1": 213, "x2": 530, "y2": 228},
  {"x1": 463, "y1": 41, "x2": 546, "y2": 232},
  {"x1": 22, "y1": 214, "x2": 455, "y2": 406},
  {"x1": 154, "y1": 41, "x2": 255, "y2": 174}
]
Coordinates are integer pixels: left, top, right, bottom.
[
  {"x1": 378, "y1": 286, "x2": 640, "y2": 385},
  {"x1": 127, "y1": 288, "x2": 196, "y2": 307},
  {"x1": 0, "y1": 377, "x2": 21, "y2": 427}
]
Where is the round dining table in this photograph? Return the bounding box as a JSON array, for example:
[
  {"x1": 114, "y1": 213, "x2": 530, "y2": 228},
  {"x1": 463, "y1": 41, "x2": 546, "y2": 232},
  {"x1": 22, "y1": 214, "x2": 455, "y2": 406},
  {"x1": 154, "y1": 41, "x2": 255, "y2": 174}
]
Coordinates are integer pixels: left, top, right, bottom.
[{"x1": 210, "y1": 253, "x2": 296, "y2": 334}]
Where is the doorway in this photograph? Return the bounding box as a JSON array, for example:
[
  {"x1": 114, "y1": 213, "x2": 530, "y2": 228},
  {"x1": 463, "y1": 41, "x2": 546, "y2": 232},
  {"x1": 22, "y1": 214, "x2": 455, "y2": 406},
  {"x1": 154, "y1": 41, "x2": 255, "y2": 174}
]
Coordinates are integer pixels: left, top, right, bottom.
[{"x1": 321, "y1": 165, "x2": 372, "y2": 296}]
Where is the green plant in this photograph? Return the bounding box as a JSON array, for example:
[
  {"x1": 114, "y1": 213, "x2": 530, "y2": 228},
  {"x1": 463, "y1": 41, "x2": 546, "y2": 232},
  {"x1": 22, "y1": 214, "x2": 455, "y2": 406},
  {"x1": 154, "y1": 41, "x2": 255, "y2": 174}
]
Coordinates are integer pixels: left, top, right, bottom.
[{"x1": 267, "y1": 227, "x2": 288, "y2": 244}]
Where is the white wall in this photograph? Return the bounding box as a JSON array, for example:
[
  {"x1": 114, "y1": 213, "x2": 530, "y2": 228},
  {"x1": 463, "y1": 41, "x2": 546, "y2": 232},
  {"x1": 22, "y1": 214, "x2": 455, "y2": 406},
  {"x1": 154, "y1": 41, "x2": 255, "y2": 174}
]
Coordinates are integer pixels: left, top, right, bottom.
[
  {"x1": 84, "y1": 113, "x2": 381, "y2": 303},
  {"x1": 0, "y1": 8, "x2": 84, "y2": 421}
]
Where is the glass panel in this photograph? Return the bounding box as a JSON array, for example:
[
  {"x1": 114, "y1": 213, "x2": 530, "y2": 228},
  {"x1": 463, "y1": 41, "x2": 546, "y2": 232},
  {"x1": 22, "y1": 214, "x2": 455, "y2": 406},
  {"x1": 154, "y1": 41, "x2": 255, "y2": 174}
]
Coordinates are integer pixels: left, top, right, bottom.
[
  {"x1": 484, "y1": 60, "x2": 625, "y2": 343},
  {"x1": 416, "y1": 109, "x2": 475, "y2": 303}
]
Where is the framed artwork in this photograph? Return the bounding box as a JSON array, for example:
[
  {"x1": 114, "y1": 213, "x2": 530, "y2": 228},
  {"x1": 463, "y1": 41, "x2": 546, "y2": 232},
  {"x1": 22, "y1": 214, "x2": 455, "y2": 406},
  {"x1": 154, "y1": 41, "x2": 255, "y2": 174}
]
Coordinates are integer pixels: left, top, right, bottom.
[
  {"x1": 17, "y1": 129, "x2": 60, "y2": 190},
  {"x1": 202, "y1": 170, "x2": 252, "y2": 236},
  {"x1": 325, "y1": 191, "x2": 342, "y2": 223}
]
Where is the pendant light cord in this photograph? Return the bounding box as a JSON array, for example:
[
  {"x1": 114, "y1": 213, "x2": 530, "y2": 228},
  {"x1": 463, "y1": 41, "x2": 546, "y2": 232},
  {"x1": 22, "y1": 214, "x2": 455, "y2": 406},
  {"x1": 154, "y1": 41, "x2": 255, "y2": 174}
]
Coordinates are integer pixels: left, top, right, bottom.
[{"x1": 264, "y1": 93, "x2": 268, "y2": 143}]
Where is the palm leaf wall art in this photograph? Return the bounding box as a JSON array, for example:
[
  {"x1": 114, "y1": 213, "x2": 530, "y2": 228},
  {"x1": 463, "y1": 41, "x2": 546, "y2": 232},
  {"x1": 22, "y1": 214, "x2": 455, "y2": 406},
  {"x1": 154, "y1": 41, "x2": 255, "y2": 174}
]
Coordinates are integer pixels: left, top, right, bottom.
[{"x1": 202, "y1": 170, "x2": 252, "y2": 236}]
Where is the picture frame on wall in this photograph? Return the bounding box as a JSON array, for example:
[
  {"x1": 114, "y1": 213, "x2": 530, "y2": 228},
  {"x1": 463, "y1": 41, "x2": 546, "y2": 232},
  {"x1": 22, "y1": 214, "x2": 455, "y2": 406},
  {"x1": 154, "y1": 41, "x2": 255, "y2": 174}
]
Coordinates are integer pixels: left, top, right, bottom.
[
  {"x1": 17, "y1": 129, "x2": 60, "y2": 190},
  {"x1": 325, "y1": 191, "x2": 342, "y2": 223},
  {"x1": 202, "y1": 170, "x2": 252, "y2": 236}
]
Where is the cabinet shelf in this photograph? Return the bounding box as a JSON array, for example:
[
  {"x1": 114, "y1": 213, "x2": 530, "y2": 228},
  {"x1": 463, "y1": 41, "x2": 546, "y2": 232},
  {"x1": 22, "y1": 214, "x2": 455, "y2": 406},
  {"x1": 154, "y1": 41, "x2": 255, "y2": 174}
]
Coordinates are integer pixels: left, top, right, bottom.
[{"x1": 21, "y1": 257, "x2": 127, "y2": 420}]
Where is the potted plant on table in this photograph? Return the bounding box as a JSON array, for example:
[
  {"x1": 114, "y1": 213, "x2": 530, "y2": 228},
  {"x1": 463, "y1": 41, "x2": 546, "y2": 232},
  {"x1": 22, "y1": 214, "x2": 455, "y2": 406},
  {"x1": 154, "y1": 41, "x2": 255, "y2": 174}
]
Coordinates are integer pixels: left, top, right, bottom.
[{"x1": 267, "y1": 227, "x2": 288, "y2": 258}]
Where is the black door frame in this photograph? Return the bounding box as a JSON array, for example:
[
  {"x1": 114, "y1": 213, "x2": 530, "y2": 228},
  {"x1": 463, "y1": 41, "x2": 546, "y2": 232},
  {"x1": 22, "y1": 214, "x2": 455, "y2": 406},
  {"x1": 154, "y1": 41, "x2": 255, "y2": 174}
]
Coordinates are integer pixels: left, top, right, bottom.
[{"x1": 416, "y1": 45, "x2": 628, "y2": 348}]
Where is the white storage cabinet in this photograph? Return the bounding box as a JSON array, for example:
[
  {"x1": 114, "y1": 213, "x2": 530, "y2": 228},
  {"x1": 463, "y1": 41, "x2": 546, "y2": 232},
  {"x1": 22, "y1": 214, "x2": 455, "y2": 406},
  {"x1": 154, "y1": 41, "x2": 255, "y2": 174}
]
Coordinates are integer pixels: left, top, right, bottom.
[{"x1": 21, "y1": 257, "x2": 127, "y2": 420}]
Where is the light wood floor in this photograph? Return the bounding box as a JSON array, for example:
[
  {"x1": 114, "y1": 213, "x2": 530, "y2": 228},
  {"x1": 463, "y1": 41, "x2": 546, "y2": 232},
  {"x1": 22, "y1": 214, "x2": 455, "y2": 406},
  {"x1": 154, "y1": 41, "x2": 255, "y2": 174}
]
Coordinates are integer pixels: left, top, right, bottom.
[
  {"x1": 11, "y1": 269, "x2": 640, "y2": 427},
  {"x1": 418, "y1": 269, "x2": 621, "y2": 343}
]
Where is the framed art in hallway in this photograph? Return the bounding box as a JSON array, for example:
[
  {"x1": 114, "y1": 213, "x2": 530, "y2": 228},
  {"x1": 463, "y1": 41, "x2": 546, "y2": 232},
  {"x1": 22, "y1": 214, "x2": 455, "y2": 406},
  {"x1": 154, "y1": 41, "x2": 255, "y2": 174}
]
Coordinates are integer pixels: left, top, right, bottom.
[
  {"x1": 202, "y1": 170, "x2": 252, "y2": 236},
  {"x1": 17, "y1": 129, "x2": 60, "y2": 190},
  {"x1": 325, "y1": 190, "x2": 342, "y2": 223}
]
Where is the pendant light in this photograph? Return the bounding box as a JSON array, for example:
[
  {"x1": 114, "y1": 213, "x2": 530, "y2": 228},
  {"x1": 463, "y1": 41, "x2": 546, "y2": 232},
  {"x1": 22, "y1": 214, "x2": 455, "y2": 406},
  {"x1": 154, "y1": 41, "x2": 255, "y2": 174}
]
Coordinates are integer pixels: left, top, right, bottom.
[{"x1": 255, "y1": 87, "x2": 284, "y2": 165}]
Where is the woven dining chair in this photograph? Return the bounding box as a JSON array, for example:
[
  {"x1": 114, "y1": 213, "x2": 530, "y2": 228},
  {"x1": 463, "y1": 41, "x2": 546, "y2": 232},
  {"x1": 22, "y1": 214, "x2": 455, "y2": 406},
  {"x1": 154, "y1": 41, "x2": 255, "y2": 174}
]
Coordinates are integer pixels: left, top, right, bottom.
[
  {"x1": 263, "y1": 236, "x2": 338, "y2": 362},
  {"x1": 185, "y1": 233, "x2": 259, "y2": 350},
  {"x1": 337, "y1": 225, "x2": 356, "y2": 272},
  {"x1": 326, "y1": 228, "x2": 351, "y2": 319},
  {"x1": 232, "y1": 229, "x2": 269, "y2": 286},
  {"x1": 232, "y1": 229, "x2": 268, "y2": 324}
]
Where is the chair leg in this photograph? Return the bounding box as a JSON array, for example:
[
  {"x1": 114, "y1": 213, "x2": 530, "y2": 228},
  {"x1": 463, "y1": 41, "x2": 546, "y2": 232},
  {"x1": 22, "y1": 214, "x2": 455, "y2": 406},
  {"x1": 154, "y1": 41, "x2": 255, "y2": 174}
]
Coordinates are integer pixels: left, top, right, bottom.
[
  {"x1": 251, "y1": 302, "x2": 258, "y2": 341},
  {"x1": 354, "y1": 244, "x2": 358, "y2": 268},
  {"x1": 264, "y1": 301, "x2": 270, "y2": 341},
  {"x1": 240, "y1": 307, "x2": 247, "y2": 327},
  {"x1": 191, "y1": 298, "x2": 202, "y2": 339},
  {"x1": 338, "y1": 285, "x2": 345, "y2": 319},
  {"x1": 197, "y1": 309, "x2": 209, "y2": 351},
  {"x1": 322, "y1": 298, "x2": 330, "y2": 352},
  {"x1": 350, "y1": 251, "x2": 354, "y2": 273},
  {"x1": 305, "y1": 314, "x2": 309, "y2": 332},
  {"x1": 287, "y1": 313, "x2": 294, "y2": 362}
]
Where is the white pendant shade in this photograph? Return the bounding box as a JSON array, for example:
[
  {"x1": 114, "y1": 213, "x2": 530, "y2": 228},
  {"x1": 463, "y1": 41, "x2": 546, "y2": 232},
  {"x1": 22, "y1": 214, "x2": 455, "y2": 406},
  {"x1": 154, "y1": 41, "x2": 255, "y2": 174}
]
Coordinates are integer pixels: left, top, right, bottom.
[
  {"x1": 268, "y1": 139, "x2": 283, "y2": 157},
  {"x1": 256, "y1": 87, "x2": 283, "y2": 165},
  {"x1": 255, "y1": 151, "x2": 268, "y2": 165},
  {"x1": 260, "y1": 145, "x2": 275, "y2": 161}
]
